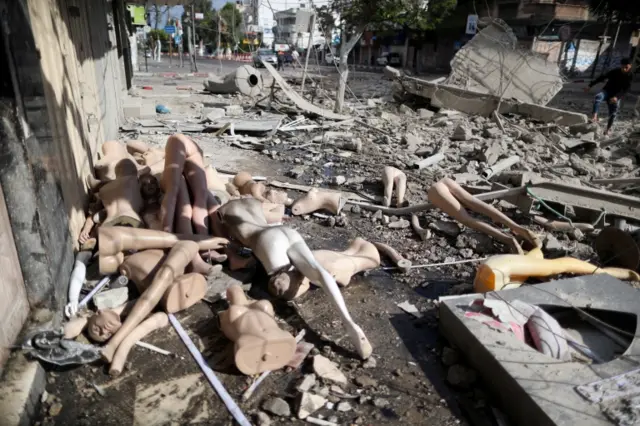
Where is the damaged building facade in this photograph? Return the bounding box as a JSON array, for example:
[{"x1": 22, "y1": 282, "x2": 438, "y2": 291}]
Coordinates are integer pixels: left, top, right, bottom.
[{"x1": 0, "y1": 0, "x2": 133, "y2": 420}]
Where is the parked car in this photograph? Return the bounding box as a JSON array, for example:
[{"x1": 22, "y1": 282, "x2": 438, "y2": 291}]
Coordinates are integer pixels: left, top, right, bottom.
[
  {"x1": 376, "y1": 52, "x2": 402, "y2": 66},
  {"x1": 325, "y1": 52, "x2": 340, "y2": 65},
  {"x1": 253, "y1": 49, "x2": 277, "y2": 67}
]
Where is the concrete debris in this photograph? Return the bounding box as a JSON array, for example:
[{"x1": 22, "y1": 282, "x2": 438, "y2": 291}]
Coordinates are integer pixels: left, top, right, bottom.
[
  {"x1": 388, "y1": 218, "x2": 410, "y2": 229},
  {"x1": 447, "y1": 364, "x2": 478, "y2": 388},
  {"x1": 336, "y1": 401, "x2": 353, "y2": 412},
  {"x1": 451, "y1": 124, "x2": 471, "y2": 141},
  {"x1": 297, "y1": 392, "x2": 327, "y2": 419},
  {"x1": 441, "y1": 347, "x2": 460, "y2": 366},
  {"x1": 402, "y1": 133, "x2": 422, "y2": 151},
  {"x1": 225, "y1": 105, "x2": 244, "y2": 117},
  {"x1": 204, "y1": 108, "x2": 226, "y2": 121},
  {"x1": 254, "y1": 411, "x2": 272, "y2": 426},
  {"x1": 397, "y1": 301, "x2": 422, "y2": 319},
  {"x1": 398, "y1": 104, "x2": 415, "y2": 116},
  {"x1": 418, "y1": 108, "x2": 434, "y2": 119},
  {"x1": 331, "y1": 176, "x2": 346, "y2": 186},
  {"x1": 355, "y1": 375, "x2": 378, "y2": 388},
  {"x1": 362, "y1": 357, "x2": 377, "y2": 369},
  {"x1": 482, "y1": 127, "x2": 502, "y2": 139},
  {"x1": 298, "y1": 374, "x2": 317, "y2": 392},
  {"x1": 313, "y1": 355, "x2": 348, "y2": 385},
  {"x1": 445, "y1": 20, "x2": 562, "y2": 105},
  {"x1": 429, "y1": 220, "x2": 461, "y2": 238},
  {"x1": 262, "y1": 397, "x2": 291, "y2": 417},
  {"x1": 373, "y1": 398, "x2": 390, "y2": 408},
  {"x1": 204, "y1": 65, "x2": 264, "y2": 97}
]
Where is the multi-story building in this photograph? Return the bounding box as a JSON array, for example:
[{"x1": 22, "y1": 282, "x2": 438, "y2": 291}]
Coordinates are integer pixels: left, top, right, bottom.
[{"x1": 273, "y1": 6, "x2": 324, "y2": 49}]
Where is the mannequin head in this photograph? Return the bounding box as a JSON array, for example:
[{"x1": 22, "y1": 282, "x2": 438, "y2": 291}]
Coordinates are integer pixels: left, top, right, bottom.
[
  {"x1": 87, "y1": 310, "x2": 122, "y2": 342},
  {"x1": 233, "y1": 171, "x2": 253, "y2": 189},
  {"x1": 139, "y1": 174, "x2": 161, "y2": 200}
]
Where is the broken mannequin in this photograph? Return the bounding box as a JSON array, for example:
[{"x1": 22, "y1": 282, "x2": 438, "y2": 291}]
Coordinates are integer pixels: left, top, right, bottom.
[
  {"x1": 119, "y1": 250, "x2": 207, "y2": 313},
  {"x1": 97, "y1": 226, "x2": 227, "y2": 276},
  {"x1": 63, "y1": 300, "x2": 135, "y2": 342},
  {"x1": 219, "y1": 285, "x2": 296, "y2": 375},
  {"x1": 428, "y1": 177, "x2": 540, "y2": 254},
  {"x1": 102, "y1": 241, "x2": 200, "y2": 362},
  {"x1": 382, "y1": 166, "x2": 407, "y2": 208},
  {"x1": 232, "y1": 171, "x2": 292, "y2": 206},
  {"x1": 97, "y1": 175, "x2": 145, "y2": 228},
  {"x1": 291, "y1": 188, "x2": 346, "y2": 216},
  {"x1": 474, "y1": 247, "x2": 640, "y2": 293},
  {"x1": 88, "y1": 140, "x2": 140, "y2": 190},
  {"x1": 160, "y1": 134, "x2": 209, "y2": 235},
  {"x1": 212, "y1": 198, "x2": 372, "y2": 359},
  {"x1": 373, "y1": 242, "x2": 412, "y2": 273},
  {"x1": 269, "y1": 237, "x2": 380, "y2": 300}
]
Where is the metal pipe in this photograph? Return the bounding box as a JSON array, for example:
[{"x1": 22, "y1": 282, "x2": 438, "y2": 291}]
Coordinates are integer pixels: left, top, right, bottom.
[{"x1": 482, "y1": 155, "x2": 520, "y2": 179}]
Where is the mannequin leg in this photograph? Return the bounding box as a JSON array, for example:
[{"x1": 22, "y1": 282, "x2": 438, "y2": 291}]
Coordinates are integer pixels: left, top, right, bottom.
[
  {"x1": 394, "y1": 174, "x2": 407, "y2": 207},
  {"x1": 160, "y1": 144, "x2": 186, "y2": 233},
  {"x1": 428, "y1": 179, "x2": 523, "y2": 253},
  {"x1": 184, "y1": 159, "x2": 209, "y2": 235},
  {"x1": 287, "y1": 241, "x2": 372, "y2": 359},
  {"x1": 440, "y1": 178, "x2": 539, "y2": 247},
  {"x1": 382, "y1": 176, "x2": 394, "y2": 208},
  {"x1": 175, "y1": 177, "x2": 193, "y2": 234}
]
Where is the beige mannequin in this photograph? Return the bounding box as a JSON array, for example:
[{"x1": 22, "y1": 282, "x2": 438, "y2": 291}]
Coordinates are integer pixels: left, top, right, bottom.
[
  {"x1": 98, "y1": 227, "x2": 228, "y2": 275},
  {"x1": 262, "y1": 202, "x2": 285, "y2": 224},
  {"x1": 234, "y1": 171, "x2": 267, "y2": 199},
  {"x1": 212, "y1": 198, "x2": 372, "y2": 359},
  {"x1": 63, "y1": 300, "x2": 136, "y2": 342},
  {"x1": 97, "y1": 176, "x2": 144, "y2": 227},
  {"x1": 87, "y1": 140, "x2": 140, "y2": 190},
  {"x1": 119, "y1": 250, "x2": 207, "y2": 312},
  {"x1": 102, "y1": 241, "x2": 200, "y2": 362},
  {"x1": 205, "y1": 165, "x2": 227, "y2": 192},
  {"x1": 161, "y1": 134, "x2": 209, "y2": 235},
  {"x1": 219, "y1": 285, "x2": 296, "y2": 375},
  {"x1": 373, "y1": 242, "x2": 412, "y2": 273},
  {"x1": 474, "y1": 247, "x2": 640, "y2": 293},
  {"x1": 78, "y1": 216, "x2": 96, "y2": 246},
  {"x1": 382, "y1": 166, "x2": 407, "y2": 208},
  {"x1": 270, "y1": 238, "x2": 380, "y2": 299},
  {"x1": 109, "y1": 312, "x2": 169, "y2": 376},
  {"x1": 428, "y1": 177, "x2": 540, "y2": 254},
  {"x1": 291, "y1": 188, "x2": 346, "y2": 216}
]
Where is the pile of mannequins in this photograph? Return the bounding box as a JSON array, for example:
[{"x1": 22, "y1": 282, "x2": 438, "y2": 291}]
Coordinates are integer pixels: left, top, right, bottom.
[{"x1": 65, "y1": 134, "x2": 640, "y2": 377}]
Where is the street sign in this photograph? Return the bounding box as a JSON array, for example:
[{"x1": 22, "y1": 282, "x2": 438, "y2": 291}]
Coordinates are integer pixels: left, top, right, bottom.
[
  {"x1": 174, "y1": 34, "x2": 182, "y2": 44},
  {"x1": 465, "y1": 14, "x2": 478, "y2": 35},
  {"x1": 195, "y1": 12, "x2": 204, "y2": 20},
  {"x1": 164, "y1": 25, "x2": 176, "y2": 34}
]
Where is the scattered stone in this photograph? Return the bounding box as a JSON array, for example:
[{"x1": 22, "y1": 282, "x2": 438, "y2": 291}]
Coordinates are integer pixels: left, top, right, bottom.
[
  {"x1": 331, "y1": 175, "x2": 346, "y2": 185},
  {"x1": 483, "y1": 127, "x2": 502, "y2": 138},
  {"x1": 402, "y1": 133, "x2": 422, "y2": 152},
  {"x1": 288, "y1": 166, "x2": 306, "y2": 179},
  {"x1": 350, "y1": 205, "x2": 361, "y2": 214},
  {"x1": 456, "y1": 232, "x2": 494, "y2": 254},
  {"x1": 447, "y1": 364, "x2": 477, "y2": 388},
  {"x1": 543, "y1": 234, "x2": 564, "y2": 252},
  {"x1": 225, "y1": 105, "x2": 243, "y2": 116},
  {"x1": 481, "y1": 142, "x2": 502, "y2": 166},
  {"x1": 388, "y1": 218, "x2": 410, "y2": 229},
  {"x1": 49, "y1": 402, "x2": 63, "y2": 417},
  {"x1": 298, "y1": 374, "x2": 317, "y2": 392},
  {"x1": 441, "y1": 347, "x2": 460, "y2": 366},
  {"x1": 372, "y1": 210, "x2": 383, "y2": 222},
  {"x1": 355, "y1": 375, "x2": 378, "y2": 388},
  {"x1": 297, "y1": 392, "x2": 327, "y2": 419},
  {"x1": 418, "y1": 108, "x2": 434, "y2": 119},
  {"x1": 363, "y1": 357, "x2": 377, "y2": 369},
  {"x1": 254, "y1": 411, "x2": 272, "y2": 426},
  {"x1": 367, "y1": 99, "x2": 377, "y2": 108},
  {"x1": 569, "y1": 153, "x2": 599, "y2": 176},
  {"x1": 398, "y1": 104, "x2": 415, "y2": 115},
  {"x1": 521, "y1": 132, "x2": 546, "y2": 144},
  {"x1": 93, "y1": 287, "x2": 129, "y2": 311},
  {"x1": 337, "y1": 401, "x2": 353, "y2": 412},
  {"x1": 373, "y1": 398, "x2": 390, "y2": 408},
  {"x1": 451, "y1": 124, "x2": 471, "y2": 141},
  {"x1": 429, "y1": 220, "x2": 460, "y2": 237},
  {"x1": 313, "y1": 355, "x2": 348, "y2": 385},
  {"x1": 262, "y1": 397, "x2": 291, "y2": 417},
  {"x1": 204, "y1": 108, "x2": 225, "y2": 121},
  {"x1": 380, "y1": 111, "x2": 401, "y2": 125}
]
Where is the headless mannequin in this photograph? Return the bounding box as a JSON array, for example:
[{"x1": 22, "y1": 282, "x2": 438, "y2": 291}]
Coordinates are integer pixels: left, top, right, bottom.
[
  {"x1": 97, "y1": 227, "x2": 228, "y2": 275},
  {"x1": 270, "y1": 238, "x2": 380, "y2": 299},
  {"x1": 233, "y1": 171, "x2": 292, "y2": 206},
  {"x1": 119, "y1": 250, "x2": 207, "y2": 313},
  {"x1": 262, "y1": 202, "x2": 285, "y2": 224},
  {"x1": 97, "y1": 175, "x2": 145, "y2": 227},
  {"x1": 212, "y1": 198, "x2": 372, "y2": 359},
  {"x1": 428, "y1": 177, "x2": 540, "y2": 254},
  {"x1": 102, "y1": 241, "x2": 200, "y2": 362},
  {"x1": 474, "y1": 247, "x2": 640, "y2": 293},
  {"x1": 382, "y1": 166, "x2": 407, "y2": 208},
  {"x1": 219, "y1": 285, "x2": 296, "y2": 375},
  {"x1": 291, "y1": 188, "x2": 346, "y2": 216},
  {"x1": 373, "y1": 242, "x2": 412, "y2": 273},
  {"x1": 161, "y1": 134, "x2": 209, "y2": 235},
  {"x1": 88, "y1": 141, "x2": 140, "y2": 190}
]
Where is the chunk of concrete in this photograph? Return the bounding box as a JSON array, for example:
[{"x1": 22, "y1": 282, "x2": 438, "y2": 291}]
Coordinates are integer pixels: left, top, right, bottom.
[
  {"x1": 204, "y1": 108, "x2": 225, "y2": 121},
  {"x1": 451, "y1": 124, "x2": 471, "y2": 141},
  {"x1": 439, "y1": 275, "x2": 640, "y2": 426},
  {"x1": 225, "y1": 105, "x2": 244, "y2": 117},
  {"x1": 93, "y1": 287, "x2": 129, "y2": 311},
  {"x1": 445, "y1": 20, "x2": 563, "y2": 105},
  {"x1": 312, "y1": 355, "x2": 347, "y2": 385},
  {"x1": 262, "y1": 397, "x2": 290, "y2": 417},
  {"x1": 297, "y1": 392, "x2": 326, "y2": 419}
]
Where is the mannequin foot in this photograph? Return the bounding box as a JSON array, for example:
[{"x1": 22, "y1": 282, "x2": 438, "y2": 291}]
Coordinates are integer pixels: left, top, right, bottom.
[
  {"x1": 291, "y1": 188, "x2": 346, "y2": 216},
  {"x1": 346, "y1": 323, "x2": 373, "y2": 359}
]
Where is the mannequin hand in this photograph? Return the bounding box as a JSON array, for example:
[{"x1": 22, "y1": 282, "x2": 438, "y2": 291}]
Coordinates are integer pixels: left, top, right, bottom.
[
  {"x1": 203, "y1": 237, "x2": 229, "y2": 250},
  {"x1": 65, "y1": 300, "x2": 79, "y2": 318},
  {"x1": 609, "y1": 97, "x2": 618, "y2": 104}
]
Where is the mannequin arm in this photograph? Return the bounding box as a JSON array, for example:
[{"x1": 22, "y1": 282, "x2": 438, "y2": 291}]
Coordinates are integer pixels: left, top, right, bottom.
[
  {"x1": 109, "y1": 312, "x2": 169, "y2": 376},
  {"x1": 65, "y1": 251, "x2": 93, "y2": 318}
]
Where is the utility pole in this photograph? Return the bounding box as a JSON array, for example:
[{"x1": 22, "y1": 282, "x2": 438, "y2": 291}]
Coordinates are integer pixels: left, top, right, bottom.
[
  {"x1": 187, "y1": 9, "x2": 194, "y2": 71},
  {"x1": 191, "y1": 3, "x2": 198, "y2": 71},
  {"x1": 605, "y1": 18, "x2": 622, "y2": 70},
  {"x1": 301, "y1": 13, "x2": 316, "y2": 93},
  {"x1": 217, "y1": 13, "x2": 221, "y2": 57},
  {"x1": 591, "y1": 15, "x2": 610, "y2": 79}
]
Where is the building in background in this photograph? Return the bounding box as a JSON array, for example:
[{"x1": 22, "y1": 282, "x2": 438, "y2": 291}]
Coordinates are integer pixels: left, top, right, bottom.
[{"x1": 273, "y1": 6, "x2": 324, "y2": 49}]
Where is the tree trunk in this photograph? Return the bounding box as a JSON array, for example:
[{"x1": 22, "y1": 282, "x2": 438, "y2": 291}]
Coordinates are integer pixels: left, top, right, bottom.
[{"x1": 334, "y1": 27, "x2": 364, "y2": 114}]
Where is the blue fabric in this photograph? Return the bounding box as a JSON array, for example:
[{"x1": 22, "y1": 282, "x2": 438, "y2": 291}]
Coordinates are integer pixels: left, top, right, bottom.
[{"x1": 592, "y1": 90, "x2": 620, "y2": 130}]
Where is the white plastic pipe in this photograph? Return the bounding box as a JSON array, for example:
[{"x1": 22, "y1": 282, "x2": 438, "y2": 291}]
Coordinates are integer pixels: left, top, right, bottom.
[
  {"x1": 78, "y1": 276, "x2": 111, "y2": 308},
  {"x1": 168, "y1": 314, "x2": 251, "y2": 426}
]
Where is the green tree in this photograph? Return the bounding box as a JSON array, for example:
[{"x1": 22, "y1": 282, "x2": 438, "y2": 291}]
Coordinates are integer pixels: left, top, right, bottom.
[
  {"x1": 148, "y1": 29, "x2": 170, "y2": 43},
  {"x1": 219, "y1": 2, "x2": 243, "y2": 47},
  {"x1": 315, "y1": 5, "x2": 335, "y2": 43},
  {"x1": 331, "y1": 0, "x2": 457, "y2": 113},
  {"x1": 193, "y1": 0, "x2": 216, "y2": 47}
]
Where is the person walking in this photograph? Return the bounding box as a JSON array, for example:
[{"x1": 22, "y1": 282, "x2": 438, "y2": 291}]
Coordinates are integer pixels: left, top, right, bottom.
[
  {"x1": 291, "y1": 49, "x2": 300, "y2": 69},
  {"x1": 277, "y1": 50, "x2": 284, "y2": 71},
  {"x1": 584, "y1": 58, "x2": 633, "y2": 135}
]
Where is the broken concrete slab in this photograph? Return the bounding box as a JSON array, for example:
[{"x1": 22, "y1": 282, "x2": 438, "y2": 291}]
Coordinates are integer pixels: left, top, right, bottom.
[
  {"x1": 204, "y1": 115, "x2": 285, "y2": 134},
  {"x1": 203, "y1": 65, "x2": 264, "y2": 97},
  {"x1": 262, "y1": 61, "x2": 350, "y2": 121},
  {"x1": 297, "y1": 392, "x2": 326, "y2": 419},
  {"x1": 312, "y1": 355, "x2": 347, "y2": 385},
  {"x1": 439, "y1": 275, "x2": 640, "y2": 426},
  {"x1": 445, "y1": 20, "x2": 562, "y2": 106},
  {"x1": 390, "y1": 77, "x2": 587, "y2": 126}
]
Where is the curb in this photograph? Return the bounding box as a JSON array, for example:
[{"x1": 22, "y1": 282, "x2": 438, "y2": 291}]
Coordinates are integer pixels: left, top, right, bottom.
[{"x1": 0, "y1": 353, "x2": 45, "y2": 426}]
